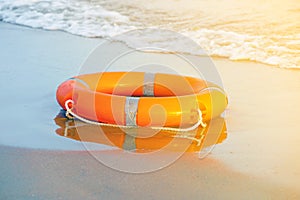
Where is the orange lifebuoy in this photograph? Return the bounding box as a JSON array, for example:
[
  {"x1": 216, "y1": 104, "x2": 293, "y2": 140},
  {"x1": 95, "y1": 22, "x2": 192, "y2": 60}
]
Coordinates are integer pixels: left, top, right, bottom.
[{"x1": 56, "y1": 72, "x2": 227, "y2": 128}]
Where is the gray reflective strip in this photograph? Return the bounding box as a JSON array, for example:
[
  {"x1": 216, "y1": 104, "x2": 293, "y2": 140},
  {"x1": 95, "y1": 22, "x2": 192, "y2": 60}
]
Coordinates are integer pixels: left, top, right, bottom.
[
  {"x1": 122, "y1": 129, "x2": 137, "y2": 151},
  {"x1": 125, "y1": 97, "x2": 140, "y2": 126},
  {"x1": 143, "y1": 73, "x2": 155, "y2": 96},
  {"x1": 69, "y1": 77, "x2": 90, "y2": 89}
]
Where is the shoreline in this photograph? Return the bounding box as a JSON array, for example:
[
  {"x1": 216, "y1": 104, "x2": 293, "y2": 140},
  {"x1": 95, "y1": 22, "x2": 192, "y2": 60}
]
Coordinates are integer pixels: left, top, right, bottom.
[{"x1": 3, "y1": 21, "x2": 299, "y2": 71}]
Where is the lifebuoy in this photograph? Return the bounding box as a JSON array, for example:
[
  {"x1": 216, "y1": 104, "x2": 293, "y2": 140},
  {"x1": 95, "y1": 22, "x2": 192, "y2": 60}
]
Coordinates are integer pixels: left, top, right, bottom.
[{"x1": 56, "y1": 72, "x2": 227, "y2": 128}]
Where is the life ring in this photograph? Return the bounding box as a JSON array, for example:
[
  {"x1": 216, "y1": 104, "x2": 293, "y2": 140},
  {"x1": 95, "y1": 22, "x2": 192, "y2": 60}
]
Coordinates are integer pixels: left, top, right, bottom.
[{"x1": 56, "y1": 72, "x2": 227, "y2": 128}]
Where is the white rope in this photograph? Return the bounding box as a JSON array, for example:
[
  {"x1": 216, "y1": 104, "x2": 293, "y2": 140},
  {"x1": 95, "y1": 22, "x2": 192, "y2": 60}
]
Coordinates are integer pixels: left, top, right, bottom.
[
  {"x1": 173, "y1": 128, "x2": 206, "y2": 146},
  {"x1": 64, "y1": 99, "x2": 206, "y2": 132}
]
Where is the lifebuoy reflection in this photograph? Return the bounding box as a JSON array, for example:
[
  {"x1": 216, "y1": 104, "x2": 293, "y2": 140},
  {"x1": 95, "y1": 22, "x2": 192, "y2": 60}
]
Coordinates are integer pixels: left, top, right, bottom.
[{"x1": 54, "y1": 111, "x2": 227, "y2": 153}]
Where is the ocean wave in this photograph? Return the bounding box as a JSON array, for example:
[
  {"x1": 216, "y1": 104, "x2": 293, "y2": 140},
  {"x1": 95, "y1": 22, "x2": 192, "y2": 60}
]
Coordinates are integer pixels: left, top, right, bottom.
[
  {"x1": 184, "y1": 29, "x2": 300, "y2": 68},
  {"x1": 0, "y1": 0, "x2": 136, "y2": 37},
  {"x1": 0, "y1": 0, "x2": 299, "y2": 69}
]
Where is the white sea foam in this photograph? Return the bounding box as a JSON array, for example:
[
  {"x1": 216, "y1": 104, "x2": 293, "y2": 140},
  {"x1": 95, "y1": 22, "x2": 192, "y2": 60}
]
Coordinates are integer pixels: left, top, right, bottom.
[
  {"x1": 0, "y1": 0, "x2": 299, "y2": 68},
  {"x1": 184, "y1": 29, "x2": 300, "y2": 68},
  {"x1": 0, "y1": 0, "x2": 136, "y2": 37}
]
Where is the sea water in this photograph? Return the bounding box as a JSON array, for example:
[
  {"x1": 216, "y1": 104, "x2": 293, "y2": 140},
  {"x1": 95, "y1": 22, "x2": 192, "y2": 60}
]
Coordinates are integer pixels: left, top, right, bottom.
[{"x1": 0, "y1": 0, "x2": 299, "y2": 68}]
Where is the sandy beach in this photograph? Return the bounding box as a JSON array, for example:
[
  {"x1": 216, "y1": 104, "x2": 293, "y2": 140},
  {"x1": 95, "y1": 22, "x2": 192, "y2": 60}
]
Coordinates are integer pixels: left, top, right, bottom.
[{"x1": 1, "y1": 22, "x2": 300, "y2": 199}]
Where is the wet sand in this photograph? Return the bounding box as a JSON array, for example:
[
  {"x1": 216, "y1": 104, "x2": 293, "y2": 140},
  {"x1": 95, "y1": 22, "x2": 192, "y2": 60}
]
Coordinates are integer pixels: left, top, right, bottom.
[
  {"x1": 1, "y1": 22, "x2": 300, "y2": 199},
  {"x1": 1, "y1": 145, "x2": 299, "y2": 200}
]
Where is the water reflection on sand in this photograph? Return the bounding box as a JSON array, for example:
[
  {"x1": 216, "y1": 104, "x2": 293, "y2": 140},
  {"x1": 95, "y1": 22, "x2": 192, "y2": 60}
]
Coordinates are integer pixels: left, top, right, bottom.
[{"x1": 54, "y1": 111, "x2": 227, "y2": 154}]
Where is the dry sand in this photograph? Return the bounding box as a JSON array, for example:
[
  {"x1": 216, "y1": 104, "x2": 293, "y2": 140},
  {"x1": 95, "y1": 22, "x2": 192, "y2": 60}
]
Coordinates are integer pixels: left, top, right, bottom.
[{"x1": 1, "y1": 22, "x2": 300, "y2": 199}]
